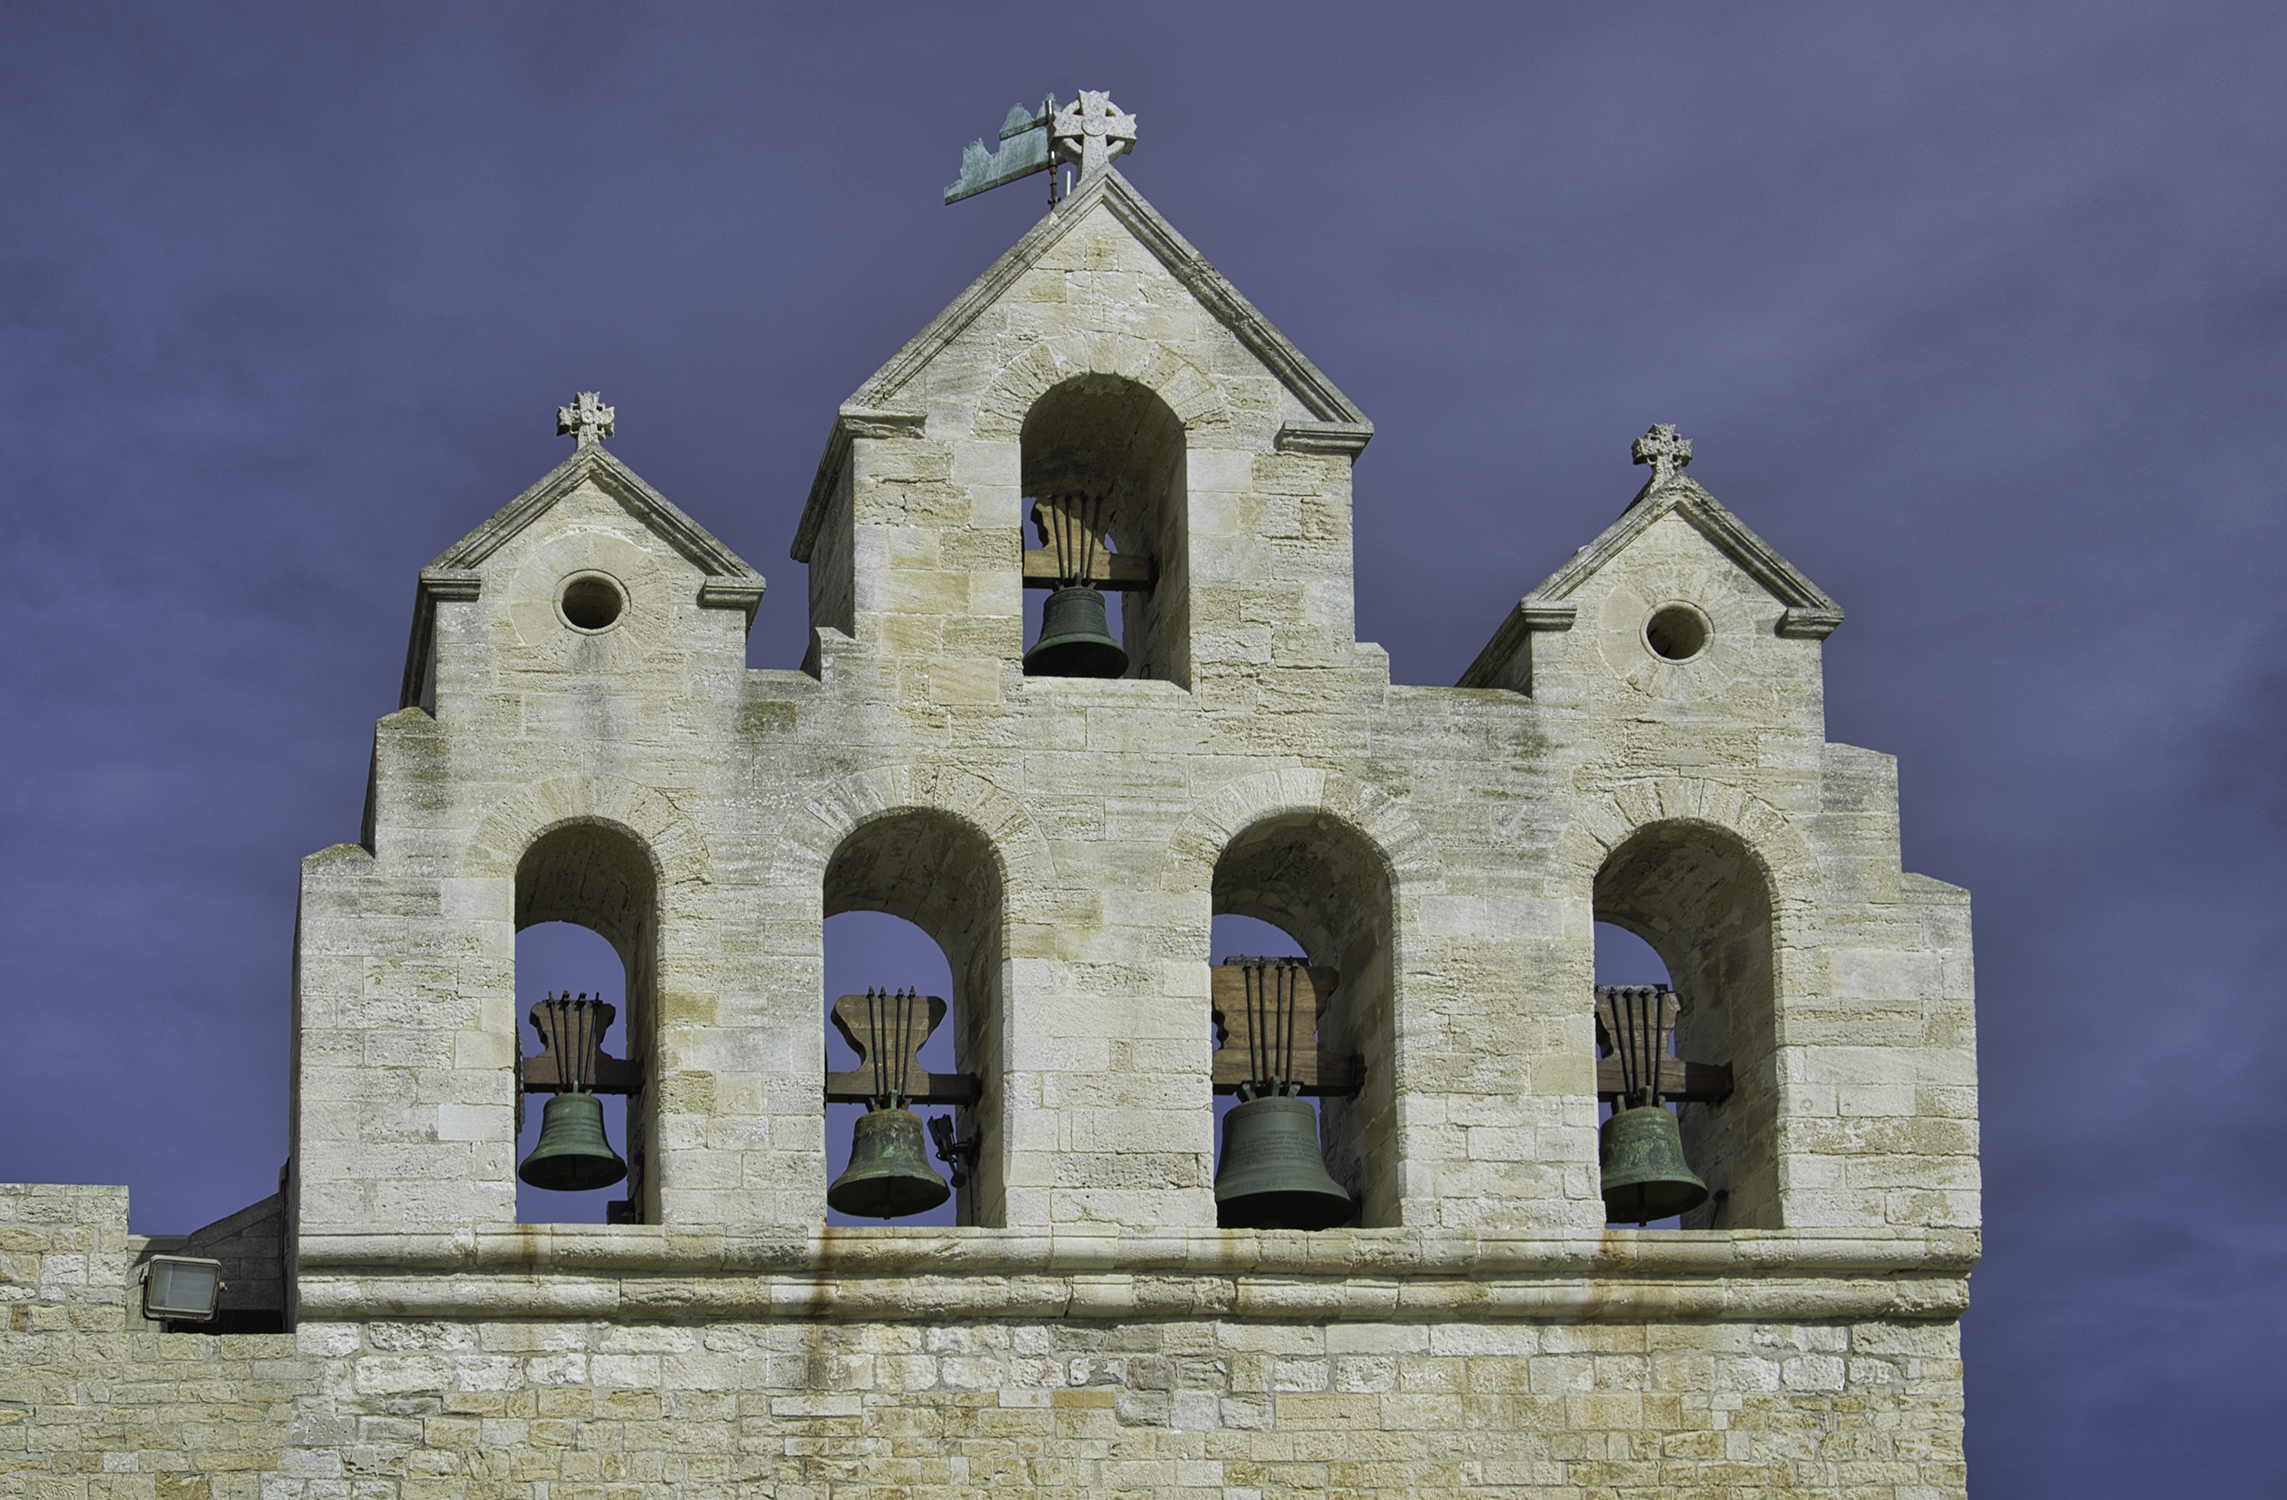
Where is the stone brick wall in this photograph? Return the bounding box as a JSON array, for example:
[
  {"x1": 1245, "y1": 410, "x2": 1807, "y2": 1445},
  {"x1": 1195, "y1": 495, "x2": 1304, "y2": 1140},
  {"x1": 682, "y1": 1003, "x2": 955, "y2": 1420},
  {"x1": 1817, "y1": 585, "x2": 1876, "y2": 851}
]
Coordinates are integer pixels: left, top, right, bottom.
[
  {"x1": 0, "y1": 1185, "x2": 301, "y2": 1500},
  {"x1": 267, "y1": 1314, "x2": 1962, "y2": 1499}
]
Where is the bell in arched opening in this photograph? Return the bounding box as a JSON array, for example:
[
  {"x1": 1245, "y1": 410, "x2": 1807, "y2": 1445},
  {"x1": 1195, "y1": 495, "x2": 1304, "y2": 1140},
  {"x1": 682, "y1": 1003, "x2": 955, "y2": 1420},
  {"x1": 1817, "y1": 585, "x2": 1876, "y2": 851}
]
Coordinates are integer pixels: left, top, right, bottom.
[
  {"x1": 1595, "y1": 985, "x2": 1714, "y2": 1225},
  {"x1": 1022, "y1": 495, "x2": 1128, "y2": 679},
  {"x1": 1212, "y1": 960, "x2": 1352, "y2": 1230},
  {"x1": 518, "y1": 993, "x2": 629, "y2": 1192},
  {"x1": 823, "y1": 987, "x2": 957, "y2": 1219}
]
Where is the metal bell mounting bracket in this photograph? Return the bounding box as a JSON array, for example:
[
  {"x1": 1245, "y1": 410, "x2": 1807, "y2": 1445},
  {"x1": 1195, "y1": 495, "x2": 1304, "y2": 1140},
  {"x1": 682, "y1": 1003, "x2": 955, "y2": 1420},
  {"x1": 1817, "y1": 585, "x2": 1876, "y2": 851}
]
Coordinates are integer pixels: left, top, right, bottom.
[{"x1": 927, "y1": 1114, "x2": 981, "y2": 1188}]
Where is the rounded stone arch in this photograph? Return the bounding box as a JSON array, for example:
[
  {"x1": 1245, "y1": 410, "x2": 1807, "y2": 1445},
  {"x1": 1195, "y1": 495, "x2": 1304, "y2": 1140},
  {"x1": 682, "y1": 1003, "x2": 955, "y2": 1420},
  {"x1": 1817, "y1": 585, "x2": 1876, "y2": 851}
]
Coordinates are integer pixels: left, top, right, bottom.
[
  {"x1": 769, "y1": 764, "x2": 1056, "y2": 904},
  {"x1": 972, "y1": 332, "x2": 1235, "y2": 444},
  {"x1": 1166, "y1": 767, "x2": 1444, "y2": 904},
  {"x1": 1557, "y1": 776, "x2": 1813, "y2": 1231},
  {"x1": 463, "y1": 774, "x2": 711, "y2": 893},
  {"x1": 1168, "y1": 769, "x2": 1440, "y2": 1229},
  {"x1": 1555, "y1": 776, "x2": 1816, "y2": 910},
  {"x1": 770, "y1": 765, "x2": 1055, "y2": 1229},
  {"x1": 462, "y1": 775, "x2": 709, "y2": 1227}
]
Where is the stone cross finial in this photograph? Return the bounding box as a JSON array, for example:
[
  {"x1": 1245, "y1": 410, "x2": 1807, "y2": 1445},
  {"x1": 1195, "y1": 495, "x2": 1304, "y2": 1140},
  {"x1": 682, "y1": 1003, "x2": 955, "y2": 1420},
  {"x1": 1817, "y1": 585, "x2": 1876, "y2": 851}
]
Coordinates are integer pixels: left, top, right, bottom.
[
  {"x1": 1631, "y1": 424, "x2": 1693, "y2": 487},
  {"x1": 1052, "y1": 91, "x2": 1137, "y2": 183},
  {"x1": 557, "y1": 392, "x2": 615, "y2": 448}
]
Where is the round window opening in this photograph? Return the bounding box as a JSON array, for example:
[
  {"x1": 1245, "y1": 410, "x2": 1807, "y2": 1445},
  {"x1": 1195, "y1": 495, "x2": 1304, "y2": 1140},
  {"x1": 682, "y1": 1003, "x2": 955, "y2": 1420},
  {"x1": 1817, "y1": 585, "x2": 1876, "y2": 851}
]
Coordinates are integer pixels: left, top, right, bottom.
[
  {"x1": 1645, "y1": 604, "x2": 1709, "y2": 662},
  {"x1": 560, "y1": 575, "x2": 625, "y2": 632}
]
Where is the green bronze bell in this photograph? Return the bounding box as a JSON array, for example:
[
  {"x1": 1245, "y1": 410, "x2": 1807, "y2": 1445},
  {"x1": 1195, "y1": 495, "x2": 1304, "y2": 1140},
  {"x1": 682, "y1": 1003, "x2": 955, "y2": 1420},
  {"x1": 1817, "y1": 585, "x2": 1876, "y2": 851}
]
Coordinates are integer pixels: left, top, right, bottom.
[
  {"x1": 518, "y1": 1088, "x2": 628, "y2": 1193},
  {"x1": 827, "y1": 1105, "x2": 952, "y2": 1219},
  {"x1": 1599, "y1": 1098, "x2": 1708, "y2": 1224},
  {"x1": 1024, "y1": 585, "x2": 1128, "y2": 678},
  {"x1": 1214, "y1": 1094, "x2": 1353, "y2": 1230}
]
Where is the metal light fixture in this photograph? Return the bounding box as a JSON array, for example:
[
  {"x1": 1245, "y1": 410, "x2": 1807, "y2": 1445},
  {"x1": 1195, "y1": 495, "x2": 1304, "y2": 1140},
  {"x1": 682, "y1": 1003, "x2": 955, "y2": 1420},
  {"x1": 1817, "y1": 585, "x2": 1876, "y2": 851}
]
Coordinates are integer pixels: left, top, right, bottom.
[{"x1": 141, "y1": 1255, "x2": 224, "y2": 1323}]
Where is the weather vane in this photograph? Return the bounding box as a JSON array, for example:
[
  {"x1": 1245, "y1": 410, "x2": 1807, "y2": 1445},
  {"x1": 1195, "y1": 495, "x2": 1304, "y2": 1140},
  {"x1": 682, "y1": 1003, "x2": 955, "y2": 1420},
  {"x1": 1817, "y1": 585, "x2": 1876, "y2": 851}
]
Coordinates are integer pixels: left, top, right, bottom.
[{"x1": 945, "y1": 90, "x2": 1137, "y2": 206}]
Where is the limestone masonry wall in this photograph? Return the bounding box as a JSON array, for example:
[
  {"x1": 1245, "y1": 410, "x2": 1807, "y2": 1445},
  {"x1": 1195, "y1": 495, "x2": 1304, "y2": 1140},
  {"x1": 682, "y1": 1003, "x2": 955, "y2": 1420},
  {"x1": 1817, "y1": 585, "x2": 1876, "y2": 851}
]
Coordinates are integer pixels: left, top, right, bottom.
[{"x1": 4, "y1": 1189, "x2": 1965, "y2": 1499}]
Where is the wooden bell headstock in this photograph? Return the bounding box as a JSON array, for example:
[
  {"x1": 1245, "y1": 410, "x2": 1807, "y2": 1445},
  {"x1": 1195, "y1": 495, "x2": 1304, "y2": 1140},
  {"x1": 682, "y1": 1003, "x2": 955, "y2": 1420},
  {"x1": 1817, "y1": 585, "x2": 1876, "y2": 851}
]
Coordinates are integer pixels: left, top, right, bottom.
[
  {"x1": 1593, "y1": 985, "x2": 1732, "y2": 1104},
  {"x1": 823, "y1": 988, "x2": 980, "y2": 1106}
]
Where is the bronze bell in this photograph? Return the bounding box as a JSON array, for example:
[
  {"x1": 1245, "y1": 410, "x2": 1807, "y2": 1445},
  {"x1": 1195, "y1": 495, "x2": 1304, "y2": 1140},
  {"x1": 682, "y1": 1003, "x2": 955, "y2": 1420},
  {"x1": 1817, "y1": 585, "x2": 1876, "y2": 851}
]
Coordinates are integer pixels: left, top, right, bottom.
[
  {"x1": 1024, "y1": 585, "x2": 1128, "y2": 678},
  {"x1": 1214, "y1": 1094, "x2": 1353, "y2": 1230},
  {"x1": 1599, "y1": 1098, "x2": 1708, "y2": 1224},
  {"x1": 827, "y1": 1104, "x2": 952, "y2": 1219},
  {"x1": 518, "y1": 1088, "x2": 628, "y2": 1193}
]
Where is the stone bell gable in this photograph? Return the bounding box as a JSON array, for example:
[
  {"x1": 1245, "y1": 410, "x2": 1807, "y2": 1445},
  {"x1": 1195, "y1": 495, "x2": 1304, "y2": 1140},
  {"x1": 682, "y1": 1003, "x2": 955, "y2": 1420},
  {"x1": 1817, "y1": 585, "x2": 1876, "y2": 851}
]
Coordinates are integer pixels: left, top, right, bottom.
[
  {"x1": 4, "y1": 120, "x2": 1975, "y2": 1500},
  {"x1": 790, "y1": 168, "x2": 1380, "y2": 695}
]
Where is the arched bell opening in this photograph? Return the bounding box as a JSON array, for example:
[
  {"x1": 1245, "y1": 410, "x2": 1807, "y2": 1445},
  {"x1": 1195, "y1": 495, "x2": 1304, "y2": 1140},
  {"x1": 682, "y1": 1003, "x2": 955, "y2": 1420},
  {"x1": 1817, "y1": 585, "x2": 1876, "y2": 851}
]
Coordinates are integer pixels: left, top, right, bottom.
[
  {"x1": 513, "y1": 821, "x2": 657, "y2": 1225},
  {"x1": 1593, "y1": 822, "x2": 1778, "y2": 1230},
  {"x1": 1210, "y1": 812, "x2": 1397, "y2": 1228},
  {"x1": 1019, "y1": 375, "x2": 1187, "y2": 684},
  {"x1": 821, "y1": 810, "x2": 1003, "y2": 1227}
]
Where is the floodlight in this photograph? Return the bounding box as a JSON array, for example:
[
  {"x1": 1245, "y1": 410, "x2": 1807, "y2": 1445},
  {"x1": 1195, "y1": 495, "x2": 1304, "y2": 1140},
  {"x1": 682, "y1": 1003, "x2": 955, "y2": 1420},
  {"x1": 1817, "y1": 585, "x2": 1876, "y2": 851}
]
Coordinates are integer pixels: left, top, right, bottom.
[{"x1": 141, "y1": 1256, "x2": 224, "y2": 1322}]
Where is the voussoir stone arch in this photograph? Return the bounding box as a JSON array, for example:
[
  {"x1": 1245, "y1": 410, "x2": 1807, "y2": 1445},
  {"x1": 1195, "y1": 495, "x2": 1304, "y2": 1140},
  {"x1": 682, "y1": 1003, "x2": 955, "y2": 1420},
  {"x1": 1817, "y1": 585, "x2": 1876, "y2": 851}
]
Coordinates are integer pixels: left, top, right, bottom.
[
  {"x1": 769, "y1": 765, "x2": 1056, "y2": 899},
  {"x1": 1555, "y1": 775, "x2": 1818, "y2": 917},
  {"x1": 1164, "y1": 767, "x2": 1444, "y2": 899},
  {"x1": 972, "y1": 331, "x2": 1236, "y2": 443},
  {"x1": 461, "y1": 774, "x2": 710, "y2": 898}
]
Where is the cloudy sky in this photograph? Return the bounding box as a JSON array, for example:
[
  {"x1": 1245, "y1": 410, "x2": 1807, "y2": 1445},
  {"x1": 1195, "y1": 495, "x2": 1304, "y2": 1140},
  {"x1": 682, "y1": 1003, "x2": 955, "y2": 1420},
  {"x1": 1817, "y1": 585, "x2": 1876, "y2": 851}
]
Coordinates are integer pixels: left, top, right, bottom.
[{"x1": 4, "y1": 4, "x2": 2281, "y2": 1493}]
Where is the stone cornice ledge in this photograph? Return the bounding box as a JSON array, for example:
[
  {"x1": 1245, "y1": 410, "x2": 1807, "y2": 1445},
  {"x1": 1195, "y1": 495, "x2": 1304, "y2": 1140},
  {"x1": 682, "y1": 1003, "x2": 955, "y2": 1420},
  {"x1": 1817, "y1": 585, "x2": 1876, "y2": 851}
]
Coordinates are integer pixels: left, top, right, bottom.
[{"x1": 295, "y1": 1227, "x2": 1976, "y2": 1324}]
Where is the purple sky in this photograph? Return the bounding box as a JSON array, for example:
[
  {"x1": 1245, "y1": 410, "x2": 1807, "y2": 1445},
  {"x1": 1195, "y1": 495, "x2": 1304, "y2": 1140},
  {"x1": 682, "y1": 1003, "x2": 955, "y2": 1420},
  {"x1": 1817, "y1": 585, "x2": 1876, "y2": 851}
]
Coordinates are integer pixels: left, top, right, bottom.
[{"x1": 4, "y1": 5, "x2": 2282, "y2": 1493}]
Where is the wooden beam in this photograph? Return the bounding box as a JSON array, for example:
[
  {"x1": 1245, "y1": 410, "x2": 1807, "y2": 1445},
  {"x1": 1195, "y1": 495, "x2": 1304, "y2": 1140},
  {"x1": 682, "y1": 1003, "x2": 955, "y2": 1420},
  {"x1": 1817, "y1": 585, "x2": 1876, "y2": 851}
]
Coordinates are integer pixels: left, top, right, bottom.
[
  {"x1": 1022, "y1": 550, "x2": 1156, "y2": 590},
  {"x1": 519, "y1": 1053, "x2": 644, "y2": 1095},
  {"x1": 824, "y1": 1071, "x2": 981, "y2": 1107},
  {"x1": 1595, "y1": 1058, "x2": 1733, "y2": 1104},
  {"x1": 1210, "y1": 963, "x2": 1362, "y2": 1097}
]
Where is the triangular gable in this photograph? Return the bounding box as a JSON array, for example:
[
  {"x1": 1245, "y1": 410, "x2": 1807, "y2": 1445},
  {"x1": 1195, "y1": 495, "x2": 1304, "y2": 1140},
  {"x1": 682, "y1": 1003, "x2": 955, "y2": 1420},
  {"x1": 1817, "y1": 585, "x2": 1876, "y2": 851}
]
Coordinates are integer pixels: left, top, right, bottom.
[
  {"x1": 1458, "y1": 473, "x2": 1841, "y2": 690},
  {"x1": 1526, "y1": 474, "x2": 1842, "y2": 635},
  {"x1": 399, "y1": 445, "x2": 765, "y2": 708},
  {"x1": 427, "y1": 443, "x2": 760, "y2": 582},
  {"x1": 792, "y1": 169, "x2": 1370, "y2": 564},
  {"x1": 855, "y1": 168, "x2": 1367, "y2": 424}
]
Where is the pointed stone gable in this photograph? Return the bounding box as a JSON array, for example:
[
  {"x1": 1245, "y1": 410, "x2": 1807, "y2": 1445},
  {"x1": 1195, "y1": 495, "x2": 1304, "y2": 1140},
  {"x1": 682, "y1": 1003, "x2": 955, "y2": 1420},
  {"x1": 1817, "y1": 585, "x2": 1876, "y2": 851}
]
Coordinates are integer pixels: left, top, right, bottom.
[
  {"x1": 399, "y1": 441, "x2": 764, "y2": 708},
  {"x1": 1460, "y1": 452, "x2": 1843, "y2": 691},
  {"x1": 792, "y1": 169, "x2": 1370, "y2": 564}
]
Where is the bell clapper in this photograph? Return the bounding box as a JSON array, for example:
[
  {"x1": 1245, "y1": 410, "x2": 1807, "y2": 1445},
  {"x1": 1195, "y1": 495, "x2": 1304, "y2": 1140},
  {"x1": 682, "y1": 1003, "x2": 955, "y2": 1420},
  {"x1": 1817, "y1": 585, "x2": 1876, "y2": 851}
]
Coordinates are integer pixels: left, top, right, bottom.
[{"x1": 927, "y1": 1113, "x2": 980, "y2": 1188}]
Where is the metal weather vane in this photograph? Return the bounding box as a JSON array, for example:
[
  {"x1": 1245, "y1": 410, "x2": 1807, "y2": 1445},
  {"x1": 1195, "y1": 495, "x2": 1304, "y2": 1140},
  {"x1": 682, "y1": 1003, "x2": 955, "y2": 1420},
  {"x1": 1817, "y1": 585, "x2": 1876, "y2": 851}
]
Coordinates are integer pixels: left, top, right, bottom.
[{"x1": 944, "y1": 90, "x2": 1137, "y2": 205}]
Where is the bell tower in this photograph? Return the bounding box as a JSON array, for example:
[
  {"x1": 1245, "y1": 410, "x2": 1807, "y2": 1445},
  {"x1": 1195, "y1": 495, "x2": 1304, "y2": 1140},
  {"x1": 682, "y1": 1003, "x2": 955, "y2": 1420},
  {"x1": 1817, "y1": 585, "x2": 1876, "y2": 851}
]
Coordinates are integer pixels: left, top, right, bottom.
[{"x1": 269, "y1": 94, "x2": 1977, "y2": 1497}]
